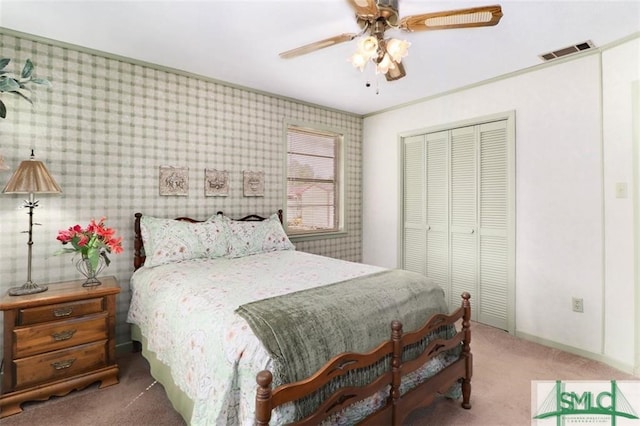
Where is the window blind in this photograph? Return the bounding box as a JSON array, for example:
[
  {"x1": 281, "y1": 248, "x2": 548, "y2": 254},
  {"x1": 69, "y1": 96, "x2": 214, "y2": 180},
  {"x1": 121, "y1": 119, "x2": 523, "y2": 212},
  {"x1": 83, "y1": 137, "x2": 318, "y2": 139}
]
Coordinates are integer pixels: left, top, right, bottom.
[{"x1": 286, "y1": 126, "x2": 341, "y2": 234}]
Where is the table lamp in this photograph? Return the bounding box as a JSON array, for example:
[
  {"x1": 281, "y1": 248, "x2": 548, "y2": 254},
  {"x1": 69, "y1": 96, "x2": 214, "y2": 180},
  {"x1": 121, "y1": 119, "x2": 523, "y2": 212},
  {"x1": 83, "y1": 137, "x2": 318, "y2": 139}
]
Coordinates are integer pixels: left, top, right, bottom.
[{"x1": 3, "y1": 150, "x2": 62, "y2": 296}]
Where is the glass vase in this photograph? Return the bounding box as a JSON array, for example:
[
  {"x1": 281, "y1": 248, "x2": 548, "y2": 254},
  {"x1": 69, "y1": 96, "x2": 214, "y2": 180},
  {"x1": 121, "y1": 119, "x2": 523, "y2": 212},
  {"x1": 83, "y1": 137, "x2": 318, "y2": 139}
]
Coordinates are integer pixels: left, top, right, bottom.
[{"x1": 76, "y1": 255, "x2": 106, "y2": 287}]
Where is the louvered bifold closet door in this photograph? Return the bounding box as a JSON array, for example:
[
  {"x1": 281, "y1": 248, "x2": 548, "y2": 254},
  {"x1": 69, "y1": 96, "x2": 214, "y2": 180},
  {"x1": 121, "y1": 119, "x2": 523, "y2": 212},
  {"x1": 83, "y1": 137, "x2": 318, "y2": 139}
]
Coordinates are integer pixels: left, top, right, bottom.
[
  {"x1": 449, "y1": 126, "x2": 478, "y2": 319},
  {"x1": 425, "y1": 131, "x2": 450, "y2": 303},
  {"x1": 401, "y1": 116, "x2": 513, "y2": 332},
  {"x1": 478, "y1": 120, "x2": 509, "y2": 330},
  {"x1": 402, "y1": 135, "x2": 427, "y2": 274}
]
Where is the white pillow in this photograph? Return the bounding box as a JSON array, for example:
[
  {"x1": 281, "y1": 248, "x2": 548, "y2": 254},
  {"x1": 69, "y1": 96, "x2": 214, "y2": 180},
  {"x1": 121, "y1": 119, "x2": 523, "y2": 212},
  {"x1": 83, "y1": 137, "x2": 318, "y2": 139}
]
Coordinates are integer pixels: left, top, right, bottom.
[
  {"x1": 224, "y1": 214, "x2": 295, "y2": 258},
  {"x1": 192, "y1": 219, "x2": 229, "y2": 259},
  {"x1": 140, "y1": 216, "x2": 228, "y2": 267}
]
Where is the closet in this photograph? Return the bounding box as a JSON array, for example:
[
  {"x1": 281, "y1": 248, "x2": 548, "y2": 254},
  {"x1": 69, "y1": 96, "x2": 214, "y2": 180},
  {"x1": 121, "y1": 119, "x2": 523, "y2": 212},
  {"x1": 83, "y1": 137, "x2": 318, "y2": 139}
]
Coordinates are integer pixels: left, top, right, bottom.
[{"x1": 401, "y1": 114, "x2": 515, "y2": 332}]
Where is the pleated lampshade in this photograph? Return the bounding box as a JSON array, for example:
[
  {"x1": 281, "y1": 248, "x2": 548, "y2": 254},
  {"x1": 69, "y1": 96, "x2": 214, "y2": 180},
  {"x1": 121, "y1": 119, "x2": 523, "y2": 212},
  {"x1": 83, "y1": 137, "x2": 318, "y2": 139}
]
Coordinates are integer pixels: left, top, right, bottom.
[{"x1": 3, "y1": 151, "x2": 62, "y2": 194}]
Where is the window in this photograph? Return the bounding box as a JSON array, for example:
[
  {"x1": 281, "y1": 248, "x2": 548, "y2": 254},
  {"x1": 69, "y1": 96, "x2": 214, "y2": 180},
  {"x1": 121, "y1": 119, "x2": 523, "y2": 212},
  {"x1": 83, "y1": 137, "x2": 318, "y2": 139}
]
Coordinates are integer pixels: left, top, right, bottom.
[{"x1": 286, "y1": 124, "x2": 344, "y2": 237}]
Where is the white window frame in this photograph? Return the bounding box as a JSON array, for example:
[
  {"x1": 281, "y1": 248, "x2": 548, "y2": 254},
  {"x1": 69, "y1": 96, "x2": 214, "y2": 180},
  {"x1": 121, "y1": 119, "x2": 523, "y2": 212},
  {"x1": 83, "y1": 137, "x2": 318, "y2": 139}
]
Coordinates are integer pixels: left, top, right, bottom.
[{"x1": 284, "y1": 122, "x2": 346, "y2": 241}]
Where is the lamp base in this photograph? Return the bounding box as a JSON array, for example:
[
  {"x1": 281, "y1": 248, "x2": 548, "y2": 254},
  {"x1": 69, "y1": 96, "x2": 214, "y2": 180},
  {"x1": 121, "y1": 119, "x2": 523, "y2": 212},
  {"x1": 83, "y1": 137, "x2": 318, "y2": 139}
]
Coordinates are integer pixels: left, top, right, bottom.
[{"x1": 8, "y1": 282, "x2": 49, "y2": 296}]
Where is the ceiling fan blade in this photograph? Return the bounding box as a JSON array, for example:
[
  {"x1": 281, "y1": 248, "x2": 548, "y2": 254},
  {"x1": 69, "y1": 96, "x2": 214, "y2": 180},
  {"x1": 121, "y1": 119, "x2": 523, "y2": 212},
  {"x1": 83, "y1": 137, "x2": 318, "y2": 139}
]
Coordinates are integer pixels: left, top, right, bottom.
[
  {"x1": 385, "y1": 60, "x2": 406, "y2": 81},
  {"x1": 280, "y1": 33, "x2": 358, "y2": 59},
  {"x1": 399, "y1": 5, "x2": 503, "y2": 32},
  {"x1": 347, "y1": 0, "x2": 380, "y2": 20}
]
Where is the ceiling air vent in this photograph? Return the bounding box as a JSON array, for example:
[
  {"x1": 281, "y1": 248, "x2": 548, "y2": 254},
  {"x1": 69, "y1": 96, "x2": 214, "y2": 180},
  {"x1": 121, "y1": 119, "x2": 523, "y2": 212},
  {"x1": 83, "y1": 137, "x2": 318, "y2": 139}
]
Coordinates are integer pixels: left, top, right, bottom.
[{"x1": 539, "y1": 40, "x2": 596, "y2": 62}]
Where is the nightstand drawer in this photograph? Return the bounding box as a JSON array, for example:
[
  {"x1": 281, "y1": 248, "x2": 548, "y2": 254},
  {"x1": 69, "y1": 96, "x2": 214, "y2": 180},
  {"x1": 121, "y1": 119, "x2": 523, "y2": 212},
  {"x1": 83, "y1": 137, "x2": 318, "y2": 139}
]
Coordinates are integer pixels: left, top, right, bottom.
[
  {"x1": 18, "y1": 298, "x2": 104, "y2": 325},
  {"x1": 14, "y1": 314, "x2": 108, "y2": 358},
  {"x1": 14, "y1": 340, "x2": 108, "y2": 389}
]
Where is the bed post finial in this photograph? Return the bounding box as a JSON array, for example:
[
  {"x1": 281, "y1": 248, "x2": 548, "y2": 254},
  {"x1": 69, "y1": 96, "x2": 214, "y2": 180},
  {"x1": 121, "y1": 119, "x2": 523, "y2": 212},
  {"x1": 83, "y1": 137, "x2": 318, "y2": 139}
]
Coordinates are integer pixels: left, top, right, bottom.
[
  {"x1": 390, "y1": 320, "x2": 403, "y2": 423},
  {"x1": 255, "y1": 370, "x2": 274, "y2": 425}
]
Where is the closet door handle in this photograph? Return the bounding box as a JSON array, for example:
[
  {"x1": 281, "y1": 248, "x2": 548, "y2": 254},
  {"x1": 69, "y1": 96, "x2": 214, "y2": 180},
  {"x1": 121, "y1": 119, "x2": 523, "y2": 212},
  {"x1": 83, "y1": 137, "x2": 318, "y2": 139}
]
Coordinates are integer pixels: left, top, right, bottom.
[{"x1": 470, "y1": 229, "x2": 475, "y2": 234}]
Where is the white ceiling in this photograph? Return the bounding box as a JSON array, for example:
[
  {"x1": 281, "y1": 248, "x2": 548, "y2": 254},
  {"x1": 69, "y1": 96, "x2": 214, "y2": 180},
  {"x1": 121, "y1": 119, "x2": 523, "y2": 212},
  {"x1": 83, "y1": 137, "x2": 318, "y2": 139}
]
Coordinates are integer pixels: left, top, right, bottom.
[{"x1": 1, "y1": 1, "x2": 639, "y2": 115}]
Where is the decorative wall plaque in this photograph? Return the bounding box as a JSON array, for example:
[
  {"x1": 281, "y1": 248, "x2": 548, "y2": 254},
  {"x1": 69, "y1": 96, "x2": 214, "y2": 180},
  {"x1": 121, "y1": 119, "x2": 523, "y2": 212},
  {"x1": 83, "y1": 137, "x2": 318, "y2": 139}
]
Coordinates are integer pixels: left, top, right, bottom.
[
  {"x1": 159, "y1": 166, "x2": 189, "y2": 196},
  {"x1": 205, "y1": 169, "x2": 229, "y2": 196},
  {"x1": 243, "y1": 170, "x2": 264, "y2": 197}
]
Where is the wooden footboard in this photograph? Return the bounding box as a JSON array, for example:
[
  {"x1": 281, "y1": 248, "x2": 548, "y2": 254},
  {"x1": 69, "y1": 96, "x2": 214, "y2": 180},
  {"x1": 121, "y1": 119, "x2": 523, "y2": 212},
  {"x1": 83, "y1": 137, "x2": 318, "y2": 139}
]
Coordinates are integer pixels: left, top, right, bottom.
[{"x1": 255, "y1": 292, "x2": 472, "y2": 425}]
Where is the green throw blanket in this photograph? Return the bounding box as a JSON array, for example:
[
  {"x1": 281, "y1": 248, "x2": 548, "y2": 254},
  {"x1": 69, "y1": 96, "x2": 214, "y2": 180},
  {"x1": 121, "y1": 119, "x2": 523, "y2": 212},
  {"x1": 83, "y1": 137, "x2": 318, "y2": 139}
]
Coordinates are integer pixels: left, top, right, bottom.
[{"x1": 235, "y1": 268, "x2": 450, "y2": 389}]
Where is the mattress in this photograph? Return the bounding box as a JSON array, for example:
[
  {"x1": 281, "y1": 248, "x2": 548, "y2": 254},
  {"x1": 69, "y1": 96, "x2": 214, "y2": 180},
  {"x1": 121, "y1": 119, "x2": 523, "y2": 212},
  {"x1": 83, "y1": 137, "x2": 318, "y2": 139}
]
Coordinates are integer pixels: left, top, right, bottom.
[{"x1": 127, "y1": 250, "x2": 386, "y2": 425}]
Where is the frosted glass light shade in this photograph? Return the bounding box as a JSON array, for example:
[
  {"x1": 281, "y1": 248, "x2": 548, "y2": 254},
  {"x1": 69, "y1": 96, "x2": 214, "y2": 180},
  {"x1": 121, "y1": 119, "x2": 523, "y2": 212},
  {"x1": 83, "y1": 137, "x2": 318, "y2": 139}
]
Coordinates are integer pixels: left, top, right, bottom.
[
  {"x1": 386, "y1": 38, "x2": 410, "y2": 63},
  {"x1": 350, "y1": 52, "x2": 369, "y2": 71},
  {"x1": 358, "y1": 36, "x2": 378, "y2": 57},
  {"x1": 376, "y1": 54, "x2": 395, "y2": 74}
]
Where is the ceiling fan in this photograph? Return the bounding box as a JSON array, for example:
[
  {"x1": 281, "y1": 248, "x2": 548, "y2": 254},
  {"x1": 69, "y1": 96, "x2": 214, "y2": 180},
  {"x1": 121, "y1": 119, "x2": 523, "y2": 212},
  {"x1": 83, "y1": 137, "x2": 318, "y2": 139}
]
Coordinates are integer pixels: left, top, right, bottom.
[{"x1": 280, "y1": 0, "x2": 503, "y2": 81}]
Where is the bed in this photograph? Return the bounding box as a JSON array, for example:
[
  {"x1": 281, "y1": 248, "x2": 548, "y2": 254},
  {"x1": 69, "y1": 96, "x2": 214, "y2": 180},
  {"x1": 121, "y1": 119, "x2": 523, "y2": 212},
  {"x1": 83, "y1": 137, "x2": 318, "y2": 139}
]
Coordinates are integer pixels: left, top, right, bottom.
[{"x1": 127, "y1": 210, "x2": 472, "y2": 425}]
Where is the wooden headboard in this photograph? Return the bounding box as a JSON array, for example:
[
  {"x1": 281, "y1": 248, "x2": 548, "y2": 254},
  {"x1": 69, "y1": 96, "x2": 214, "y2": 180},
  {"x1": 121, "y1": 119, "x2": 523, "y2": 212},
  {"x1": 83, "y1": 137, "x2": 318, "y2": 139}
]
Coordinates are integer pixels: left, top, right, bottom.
[{"x1": 133, "y1": 210, "x2": 284, "y2": 271}]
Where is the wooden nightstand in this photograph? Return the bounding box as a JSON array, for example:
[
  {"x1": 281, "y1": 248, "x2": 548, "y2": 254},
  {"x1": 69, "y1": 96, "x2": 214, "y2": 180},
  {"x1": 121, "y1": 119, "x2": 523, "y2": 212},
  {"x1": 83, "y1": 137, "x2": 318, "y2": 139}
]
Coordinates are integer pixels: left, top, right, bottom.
[{"x1": 0, "y1": 276, "x2": 120, "y2": 417}]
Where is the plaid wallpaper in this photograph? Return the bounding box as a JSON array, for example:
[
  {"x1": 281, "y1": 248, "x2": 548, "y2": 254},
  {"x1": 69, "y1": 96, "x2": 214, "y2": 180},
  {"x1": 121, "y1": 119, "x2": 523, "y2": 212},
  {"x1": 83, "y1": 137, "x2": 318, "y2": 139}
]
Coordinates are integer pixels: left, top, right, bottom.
[{"x1": 0, "y1": 31, "x2": 363, "y2": 349}]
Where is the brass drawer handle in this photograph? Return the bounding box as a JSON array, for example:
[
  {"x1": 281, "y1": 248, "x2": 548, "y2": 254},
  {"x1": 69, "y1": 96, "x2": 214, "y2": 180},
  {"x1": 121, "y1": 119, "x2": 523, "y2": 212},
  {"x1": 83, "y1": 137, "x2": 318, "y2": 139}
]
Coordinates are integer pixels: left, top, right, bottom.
[
  {"x1": 53, "y1": 307, "x2": 73, "y2": 317},
  {"x1": 51, "y1": 358, "x2": 76, "y2": 370},
  {"x1": 51, "y1": 329, "x2": 77, "y2": 341}
]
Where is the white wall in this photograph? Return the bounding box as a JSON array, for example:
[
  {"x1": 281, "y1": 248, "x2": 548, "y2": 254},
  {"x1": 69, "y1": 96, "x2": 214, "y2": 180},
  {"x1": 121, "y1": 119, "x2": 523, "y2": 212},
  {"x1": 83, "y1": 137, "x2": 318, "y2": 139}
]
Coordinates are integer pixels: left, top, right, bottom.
[
  {"x1": 601, "y1": 38, "x2": 639, "y2": 370},
  {"x1": 362, "y1": 36, "x2": 639, "y2": 372}
]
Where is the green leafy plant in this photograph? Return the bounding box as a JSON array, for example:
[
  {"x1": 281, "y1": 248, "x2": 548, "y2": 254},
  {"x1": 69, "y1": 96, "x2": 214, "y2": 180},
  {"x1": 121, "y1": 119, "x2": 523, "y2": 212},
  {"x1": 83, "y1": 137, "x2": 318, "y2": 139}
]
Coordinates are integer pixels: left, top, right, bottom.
[{"x1": 0, "y1": 58, "x2": 51, "y2": 119}]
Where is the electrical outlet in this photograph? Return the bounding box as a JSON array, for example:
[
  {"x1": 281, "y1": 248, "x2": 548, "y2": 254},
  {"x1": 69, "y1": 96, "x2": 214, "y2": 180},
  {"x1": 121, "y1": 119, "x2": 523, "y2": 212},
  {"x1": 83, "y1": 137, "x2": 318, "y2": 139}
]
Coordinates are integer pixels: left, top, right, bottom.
[{"x1": 572, "y1": 297, "x2": 584, "y2": 313}]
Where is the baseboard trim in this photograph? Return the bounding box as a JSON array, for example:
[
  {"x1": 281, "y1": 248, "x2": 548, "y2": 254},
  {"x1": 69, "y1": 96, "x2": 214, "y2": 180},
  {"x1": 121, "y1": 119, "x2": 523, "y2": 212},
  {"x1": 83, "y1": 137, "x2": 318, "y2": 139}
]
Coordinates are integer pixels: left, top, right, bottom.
[{"x1": 516, "y1": 330, "x2": 637, "y2": 376}]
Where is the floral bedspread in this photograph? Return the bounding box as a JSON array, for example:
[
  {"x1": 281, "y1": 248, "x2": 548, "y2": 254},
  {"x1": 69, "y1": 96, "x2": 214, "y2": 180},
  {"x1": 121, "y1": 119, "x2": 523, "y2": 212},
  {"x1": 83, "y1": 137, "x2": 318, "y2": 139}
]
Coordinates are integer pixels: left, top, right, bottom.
[{"x1": 127, "y1": 250, "x2": 386, "y2": 425}]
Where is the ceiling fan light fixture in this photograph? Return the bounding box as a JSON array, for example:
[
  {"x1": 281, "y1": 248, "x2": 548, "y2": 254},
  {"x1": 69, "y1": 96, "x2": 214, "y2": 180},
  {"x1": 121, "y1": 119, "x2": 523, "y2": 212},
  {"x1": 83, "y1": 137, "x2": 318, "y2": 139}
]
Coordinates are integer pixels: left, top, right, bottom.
[
  {"x1": 350, "y1": 35, "x2": 410, "y2": 76},
  {"x1": 350, "y1": 51, "x2": 369, "y2": 71},
  {"x1": 385, "y1": 38, "x2": 410, "y2": 62},
  {"x1": 358, "y1": 36, "x2": 379, "y2": 57},
  {"x1": 376, "y1": 53, "x2": 396, "y2": 74}
]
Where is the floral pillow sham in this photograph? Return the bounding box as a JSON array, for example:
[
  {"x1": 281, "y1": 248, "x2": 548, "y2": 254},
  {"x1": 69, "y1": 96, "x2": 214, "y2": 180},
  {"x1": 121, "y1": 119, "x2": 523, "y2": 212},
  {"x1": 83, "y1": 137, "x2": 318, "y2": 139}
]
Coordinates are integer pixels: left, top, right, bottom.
[
  {"x1": 222, "y1": 213, "x2": 295, "y2": 258},
  {"x1": 191, "y1": 220, "x2": 229, "y2": 259},
  {"x1": 140, "y1": 216, "x2": 228, "y2": 267}
]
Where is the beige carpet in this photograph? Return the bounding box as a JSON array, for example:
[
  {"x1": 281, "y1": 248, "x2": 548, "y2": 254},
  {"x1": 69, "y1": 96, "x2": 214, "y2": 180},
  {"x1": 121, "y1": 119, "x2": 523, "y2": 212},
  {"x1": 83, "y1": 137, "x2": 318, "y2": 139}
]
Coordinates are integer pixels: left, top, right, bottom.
[
  {"x1": 2, "y1": 322, "x2": 636, "y2": 425},
  {"x1": 0, "y1": 350, "x2": 185, "y2": 426},
  {"x1": 405, "y1": 323, "x2": 637, "y2": 425}
]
